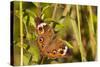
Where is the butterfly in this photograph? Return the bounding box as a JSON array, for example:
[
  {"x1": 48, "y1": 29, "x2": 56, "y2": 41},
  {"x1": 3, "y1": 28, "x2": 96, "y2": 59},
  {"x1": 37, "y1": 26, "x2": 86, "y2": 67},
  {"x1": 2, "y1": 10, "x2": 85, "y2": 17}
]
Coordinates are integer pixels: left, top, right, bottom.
[{"x1": 35, "y1": 17, "x2": 71, "y2": 59}]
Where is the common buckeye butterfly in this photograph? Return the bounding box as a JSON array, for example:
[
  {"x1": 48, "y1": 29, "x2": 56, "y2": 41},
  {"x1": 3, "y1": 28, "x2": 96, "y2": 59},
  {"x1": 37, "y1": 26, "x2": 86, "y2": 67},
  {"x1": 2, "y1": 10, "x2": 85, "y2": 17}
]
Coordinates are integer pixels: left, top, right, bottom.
[{"x1": 35, "y1": 17, "x2": 70, "y2": 59}]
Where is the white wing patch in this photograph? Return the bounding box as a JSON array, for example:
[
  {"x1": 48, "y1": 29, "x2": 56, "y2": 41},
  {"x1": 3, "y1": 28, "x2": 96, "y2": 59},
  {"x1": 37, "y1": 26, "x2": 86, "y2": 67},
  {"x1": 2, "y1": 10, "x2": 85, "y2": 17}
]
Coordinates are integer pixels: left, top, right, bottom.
[
  {"x1": 37, "y1": 23, "x2": 47, "y2": 28},
  {"x1": 62, "y1": 46, "x2": 68, "y2": 56}
]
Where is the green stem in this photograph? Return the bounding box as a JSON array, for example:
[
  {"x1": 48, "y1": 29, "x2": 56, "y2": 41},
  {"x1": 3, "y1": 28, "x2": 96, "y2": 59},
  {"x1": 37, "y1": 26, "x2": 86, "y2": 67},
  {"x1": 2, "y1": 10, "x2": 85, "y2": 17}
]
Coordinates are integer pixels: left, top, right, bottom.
[
  {"x1": 63, "y1": 40, "x2": 73, "y2": 49},
  {"x1": 88, "y1": 6, "x2": 94, "y2": 34},
  {"x1": 19, "y1": 1, "x2": 23, "y2": 66},
  {"x1": 88, "y1": 6, "x2": 96, "y2": 59},
  {"x1": 63, "y1": 5, "x2": 71, "y2": 17},
  {"x1": 52, "y1": 4, "x2": 58, "y2": 19},
  {"x1": 76, "y1": 5, "x2": 86, "y2": 61},
  {"x1": 40, "y1": 56, "x2": 45, "y2": 64}
]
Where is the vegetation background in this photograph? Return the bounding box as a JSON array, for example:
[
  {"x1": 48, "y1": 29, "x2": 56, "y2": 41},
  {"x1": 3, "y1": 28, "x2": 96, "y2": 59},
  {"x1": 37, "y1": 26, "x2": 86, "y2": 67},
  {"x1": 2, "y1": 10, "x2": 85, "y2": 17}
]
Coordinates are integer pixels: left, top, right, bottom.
[{"x1": 11, "y1": 1, "x2": 97, "y2": 66}]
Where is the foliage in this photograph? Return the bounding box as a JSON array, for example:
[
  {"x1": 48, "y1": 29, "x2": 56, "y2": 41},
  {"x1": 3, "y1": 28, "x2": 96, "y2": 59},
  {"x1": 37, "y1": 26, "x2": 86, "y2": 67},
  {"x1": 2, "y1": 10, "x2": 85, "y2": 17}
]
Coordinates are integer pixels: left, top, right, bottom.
[{"x1": 11, "y1": 1, "x2": 97, "y2": 65}]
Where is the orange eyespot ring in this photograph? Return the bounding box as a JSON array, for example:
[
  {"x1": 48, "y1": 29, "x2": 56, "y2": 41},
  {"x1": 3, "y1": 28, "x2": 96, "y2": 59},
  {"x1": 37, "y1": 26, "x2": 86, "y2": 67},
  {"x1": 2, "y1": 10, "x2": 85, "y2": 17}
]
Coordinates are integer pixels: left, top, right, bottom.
[
  {"x1": 41, "y1": 45, "x2": 44, "y2": 48},
  {"x1": 58, "y1": 48, "x2": 64, "y2": 54},
  {"x1": 59, "y1": 50, "x2": 64, "y2": 54},
  {"x1": 39, "y1": 37, "x2": 44, "y2": 42},
  {"x1": 38, "y1": 27, "x2": 43, "y2": 31},
  {"x1": 38, "y1": 27, "x2": 44, "y2": 34},
  {"x1": 52, "y1": 50, "x2": 57, "y2": 55}
]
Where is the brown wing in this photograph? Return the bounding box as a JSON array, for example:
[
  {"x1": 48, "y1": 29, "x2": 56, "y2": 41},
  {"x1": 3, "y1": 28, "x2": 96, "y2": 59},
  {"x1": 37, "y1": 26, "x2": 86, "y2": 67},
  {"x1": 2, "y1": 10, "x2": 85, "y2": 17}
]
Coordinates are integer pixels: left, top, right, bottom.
[
  {"x1": 45, "y1": 36, "x2": 68, "y2": 58},
  {"x1": 36, "y1": 23, "x2": 55, "y2": 56}
]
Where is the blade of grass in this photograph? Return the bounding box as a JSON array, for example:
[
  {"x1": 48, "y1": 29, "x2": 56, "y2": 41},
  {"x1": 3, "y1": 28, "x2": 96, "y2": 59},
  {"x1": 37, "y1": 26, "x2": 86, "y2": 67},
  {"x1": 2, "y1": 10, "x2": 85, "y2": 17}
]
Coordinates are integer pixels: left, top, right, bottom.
[
  {"x1": 50, "y1": 4, "x2": 58, "y2": 27},
  {"x1": 70, "y1": 18, "x2": 86, "y2": 61},
  {"x1": 52, "y1": 4, "x2": 58, "y2": 19},
  {"x1": 70, "y1": 5, "x2": 86, "y2": 61},
  {"x1": 63, "y1": 40, "x2": 73, "y2": 49},
  {"x1": 76, "y1": 5, "x2": 86, "y2": 61},
  {"x1": 62, "y1": 5, "x2": 71, "y2": 17},
  {"x1": 87, "y1": 6, "x2": 96, "y2": 59}
]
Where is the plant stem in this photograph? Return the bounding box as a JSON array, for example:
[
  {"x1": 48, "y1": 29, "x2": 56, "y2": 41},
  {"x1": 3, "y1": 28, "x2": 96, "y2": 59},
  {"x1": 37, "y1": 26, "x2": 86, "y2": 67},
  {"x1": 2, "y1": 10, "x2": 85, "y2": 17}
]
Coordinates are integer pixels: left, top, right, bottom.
[
  {"x1": 37, "y1": 3, "x2": 42, "y2": 18},
  {"x1": 63, "y1": 5, "x2": 71, "y2": 17},
  {"x1": 63, "y1": 40, "x2": 73, "y2": 49},
  {"x1": 88, "y1": 6, "x2": 96, "y2": 59},
  {"x1": 88, "y1": 6, "x2": 94, "y2": 34},
  {"x1": 20, "y1": 1, "x2": 23, "y2": 66},
  {"x1": 76, "y1": 5, "x2": 86, "y2": 61},
  {"x1": 40, "y1": 56, "x2": 45, "y2": 64},
  {"x1": 52, "y1": 4, "x2": 58, "y2": 19}
]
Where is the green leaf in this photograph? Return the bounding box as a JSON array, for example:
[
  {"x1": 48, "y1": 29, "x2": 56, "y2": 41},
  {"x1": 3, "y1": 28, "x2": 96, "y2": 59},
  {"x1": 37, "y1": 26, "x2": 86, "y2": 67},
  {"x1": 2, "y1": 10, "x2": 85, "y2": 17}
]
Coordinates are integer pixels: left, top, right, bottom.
[
  {"x1": 42, "y1": 5, "x2": 50, "y2": 14},
  {"x1": 54, "y1": 23, "x2": 64, "y2": 32},
  {"x1": 25, "y1": 9, "x2": 37, "y2": 18},
  {"x1": 32, "y1": 2, "x2": 39, "y2": 7},
  {"x1": 63, "y1": 40, "x2": 73, "y2": 49},
  {"x1": 23, "y1": 55, "x2": 29, "y2": 65},
  {"x1": 29, "y1": 16, "x2": 36, "y2": 28},
  {"x1": 28, "y1": 45, "x2": 40, "y2": 63},
  {"x1": 26, "y1": 32, "x2": 32, "y2": 40},
  {"x1": 16, "y1": 42, "x2": 28, "y2": 49},
  {"x1": 43, "y1": 6, "x2": 53, "y2": 18}
]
